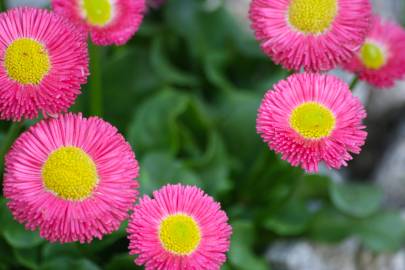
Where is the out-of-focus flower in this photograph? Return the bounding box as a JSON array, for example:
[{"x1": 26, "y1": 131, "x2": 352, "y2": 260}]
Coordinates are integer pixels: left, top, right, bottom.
[
  {"x1": 343, "y1": 16, "x2": 405, "y2": 88},
  {"x1": 52, "y1": 0, "x2": 146, "y2": 46},
  {"x1": 257, "y1": 73, "x2": 367, "y2": 172},
  {"x1": 127, "y1": 184, "x2": 232, "y2": 270},
  {"x1": 249, "y1": 0, "x2": 372, "y2": 72},
  {"x1": 0, "y1": 7, "x2": 88, "y2": 121},
  {"x1": 4, "y1": 113, "x2": 139, "y2": 243}
]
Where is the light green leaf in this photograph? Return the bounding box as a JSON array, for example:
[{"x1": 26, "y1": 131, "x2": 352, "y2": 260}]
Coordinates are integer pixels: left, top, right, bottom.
[
  {"x1": 330, "y1": 182, "x2": 383, "y2": 218},
  {"x1": 354, "y1": 212, "x2": 405, "y2": 252}
]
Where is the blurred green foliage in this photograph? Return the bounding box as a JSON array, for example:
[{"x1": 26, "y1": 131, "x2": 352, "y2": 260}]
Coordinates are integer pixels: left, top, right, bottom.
[{"x1": 0, "y1": 0, "x2": 405, "y2": 269}]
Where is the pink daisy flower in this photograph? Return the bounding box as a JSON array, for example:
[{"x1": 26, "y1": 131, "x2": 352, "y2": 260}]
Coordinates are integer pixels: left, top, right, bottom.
[
  {"x1": 0, "y1": 7, "x2": 89, "y2": 121},
  {"x1": 127, "y1": 184, "x2": 232, "y2": 270},
  {"x1": 52, "y1": 0, "x2": 146, "y2": 46},
  {"x1": 3, "y1": 113, "x2": 139, "y2": 243},
  {"x1": 249, "y1": 0, "x2": 372, "y2": 72},
  {"x1": 257, "y1": 73, "x2": 367, "y2": 172},
  {"x1": 343, "y1": 16, "x2": 405, "y2": 88}
]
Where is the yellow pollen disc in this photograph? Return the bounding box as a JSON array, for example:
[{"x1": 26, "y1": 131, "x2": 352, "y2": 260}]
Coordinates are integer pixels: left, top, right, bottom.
[
  {"x1": 159, "y1": 214, "x2": 201, "y2": 256},
  {"x1": 42, "y1": 147, "x2": 98, "y2": 201},
  {"x1": 360, "y1": 42, "x2": 386, "y2": 70},
  {"x1": 288, "y1": 0, "x2": 338, "y2": 34},
  {"x1": 289, "y1": 102, "x2": 336, "y2": 139},
  {"x1": 82, "y1": 0, "x2": 113, "y2": 26},
  {"x1": 4, "y1": 38, "x2": 50, "y2": 85}
]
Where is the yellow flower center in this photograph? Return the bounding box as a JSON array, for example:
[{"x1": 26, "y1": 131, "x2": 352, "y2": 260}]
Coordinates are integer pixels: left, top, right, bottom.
[
  {"x1": 4, "y1": 38, "x2": 50, "y2": 85},
  {"x1": 159, "y1": 214, "x2": 201, "y2": 256},
  {"x1": 81, "y1": 0, "x2": 113, "y2": 26},
  {"x1": 42, "y1": 147, "x2": 98, "y2": 201},
  {"x1": 360, "y1": 42, "x2": 386, "y2": 70},
  {"x1": 289, "y1": 102, "x2": 336, "y2": 139},
  {"x1": 288, "y1": 0, "x2": 338, "y2": 34}
]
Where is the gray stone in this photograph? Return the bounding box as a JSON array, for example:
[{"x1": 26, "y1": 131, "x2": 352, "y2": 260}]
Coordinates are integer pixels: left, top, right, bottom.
[
  {"x1": 224, "y1": 0, "x2": 250, "y2": 30},
  {"x1": 267, "y1": 239, "x2": 405, "y2": 270},
  {"x1": 266, "y1": 239, "x2": 358, "y2": 270},
  {"x1": 359, "y1": 249, "x2": 405, "y2": 270},
  {"x1": 6, "y1": 0, "x2": 49, "y2": 8},
  {"x1": 374, "y1": 122, "x2": 405, "y2": 207}
]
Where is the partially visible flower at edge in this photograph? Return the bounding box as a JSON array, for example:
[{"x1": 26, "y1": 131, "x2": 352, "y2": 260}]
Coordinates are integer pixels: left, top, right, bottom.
[
  {"x1": 52, "y1": 0, "x2": 146, "y2": 46},
  {"x1": 343, "y1": 15, "x2": 405, "y2": 88},
  {"x1": 0, "y1": 7, "x2": 89, "y2": 121}
]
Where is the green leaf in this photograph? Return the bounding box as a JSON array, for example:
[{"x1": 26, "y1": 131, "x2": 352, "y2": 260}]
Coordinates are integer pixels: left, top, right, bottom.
[
  {"x1": 216, "y1": 91, "x2": 262, "y2": 164},
  {"x1": 264, "y1": 200, "x2": 313, "y2": 236},
  {"x1": 128, "y1": 89, "x2": 190, "y2": 155},
  {"x1": 39, "y1": 258, "x2": 101, "y2": 270},
  {"x1": 354, "y1": 212, "x2": 405, "y2": 252},
  {"x1": 83, "y1": 221, "x2": 128, "y2": 254},
  {"x1": 14, "y1": 247, "x2": 40, "y2": 269},
  {"x1": 151, "y1": 37, "x2": 200, "y2": 87},
  {"x1": 330, "y1": 182, "x2": 383, "y2": 218},
  {"x1": 105, "y1": 254, "x2": 142, "y2": 270},
  {"x1": 139, "y1": 152, "x2": 200, "y2": 195},
  {"x1": 0, "y1": 238, "x2": 15, "y2": 267},
  {"x1": 0, "y1": 199, "x2": 44, "y2": 249},
  {"x1": 308, "y1": 208, "x2": 354, "y2": 243},
  {"x1": 295, "y1": 174, "x2": 331, "y2": 199},
  {"x1": 229, "y1": 221, "x2": 268, "y2": 270},
  {"x1": 42, "y1": 243, "x2": 81, "y2": 261},
  {"x1": 185, "y1": 132, "x2": 232, "y2": 196}
]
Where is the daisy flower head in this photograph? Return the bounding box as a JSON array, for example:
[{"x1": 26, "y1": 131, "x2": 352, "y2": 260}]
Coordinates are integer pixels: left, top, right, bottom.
[
  {"x1": 343, "y1": 16, "x2": 405, "y2": 88},
  {"x1": 52, "y1": 0, "x2": 146, "y2": 46},
  {"x1": 249, "y1": 0, "x2": 372, "y2": 72},
  {"x1": 3, "y1": 113, "x2": 139, "y2": 243},
  {"x1": 257, "y1": 73, "x2": 367, "y2": 172},
  {"x1": 0, "y1": 7, "x2": 89, "y2": 121},
  {"x1": 128, "y1": 184, "x2": 232, "y2": 270}
]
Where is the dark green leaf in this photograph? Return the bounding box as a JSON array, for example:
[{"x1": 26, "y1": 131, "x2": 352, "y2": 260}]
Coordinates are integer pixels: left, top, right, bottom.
[
  {"x1": 229, "y1": 221, "x2": 268, "y2": 270},
  {"x1": 39, "y1": 258, "x2": 101, "y2": 270}
]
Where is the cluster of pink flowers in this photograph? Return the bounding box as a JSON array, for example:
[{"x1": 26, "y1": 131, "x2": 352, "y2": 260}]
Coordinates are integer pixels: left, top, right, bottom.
[
  {"x1": 251, "y1": 0, "x2": 405, "y2": 172},
  {"x1": 0, "y1": 2, "x2": 230, "y2": 270},
  {"x1": 1, "y1": 0, "x2": 405, "y2": 269}
]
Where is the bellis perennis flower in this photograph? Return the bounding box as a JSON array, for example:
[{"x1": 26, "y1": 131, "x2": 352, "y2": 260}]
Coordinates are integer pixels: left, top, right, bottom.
[
  {"x1": 0, "y1": 7, "x2": 89, "y2": 121},
  {"x1": 343, "y1": 16, "x2": 405, "y2": 88},
  {"x1": 4, "y1": 113, "x2": 139, "y2": 243},
  {"x1": 249, "y1": 0, "x2": 372, "y2": 72},
  {"x1": 128, "y1": 184, "x2": 232, "y2": 270},
  {"x1": 257, "y1": 73, "x2": 367, "y2": 172}
]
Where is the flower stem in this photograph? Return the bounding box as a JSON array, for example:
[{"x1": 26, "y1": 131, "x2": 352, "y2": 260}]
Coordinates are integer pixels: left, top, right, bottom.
[
  {"x1": 0, "y1": 122, "x2": 23, "y2": 174},
  {"x1": 349, "y1": 76, "x2": 360, "y2": 91},
  {"x1": 89, "y1": 43, "x2": 103, "y2": 116}
]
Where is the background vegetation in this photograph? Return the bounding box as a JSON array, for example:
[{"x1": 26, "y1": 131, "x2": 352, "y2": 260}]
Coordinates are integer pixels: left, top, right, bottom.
[{"x1": 0, "y1": 0, "x2": 404, "y2": 269}]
